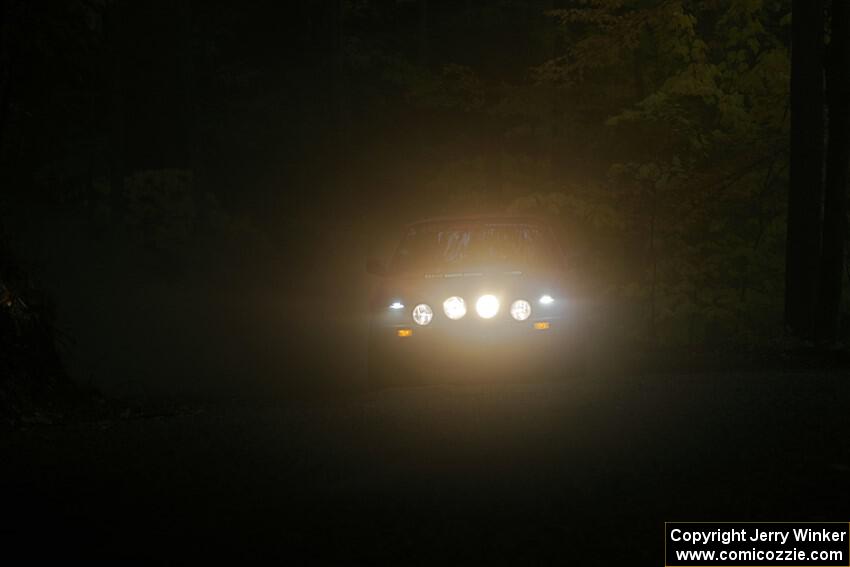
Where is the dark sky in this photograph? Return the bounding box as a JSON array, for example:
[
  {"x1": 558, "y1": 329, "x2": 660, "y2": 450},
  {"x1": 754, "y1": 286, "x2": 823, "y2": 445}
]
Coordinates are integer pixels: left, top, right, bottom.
[{"x1": 2, "y1": 0, "x2": 570, "y2": 225}]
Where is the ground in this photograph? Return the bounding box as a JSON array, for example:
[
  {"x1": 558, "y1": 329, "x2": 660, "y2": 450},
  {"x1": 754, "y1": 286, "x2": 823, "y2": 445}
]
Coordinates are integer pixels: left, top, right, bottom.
[{"x1": 2, "y1": 367, "x2": 849, "y2": 564}]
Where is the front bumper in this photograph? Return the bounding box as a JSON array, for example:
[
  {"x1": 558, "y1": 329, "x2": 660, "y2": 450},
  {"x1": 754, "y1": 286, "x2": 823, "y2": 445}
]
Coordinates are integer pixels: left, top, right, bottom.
[{"x1": 368, "y1": 316, "x2": 578, "y2": 379}]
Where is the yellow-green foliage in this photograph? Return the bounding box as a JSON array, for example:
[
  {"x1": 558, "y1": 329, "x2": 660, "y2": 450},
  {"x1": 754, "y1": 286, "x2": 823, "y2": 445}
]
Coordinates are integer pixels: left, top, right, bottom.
[{"x1": 531, "y1": 0, "x2": 792, "y2": 344}]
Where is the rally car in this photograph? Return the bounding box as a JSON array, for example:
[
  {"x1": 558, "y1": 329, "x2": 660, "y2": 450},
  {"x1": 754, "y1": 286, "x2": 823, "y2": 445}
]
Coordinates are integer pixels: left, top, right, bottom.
[{"x1": 365, "y1": 215, "x2": 586, "y2": 387}]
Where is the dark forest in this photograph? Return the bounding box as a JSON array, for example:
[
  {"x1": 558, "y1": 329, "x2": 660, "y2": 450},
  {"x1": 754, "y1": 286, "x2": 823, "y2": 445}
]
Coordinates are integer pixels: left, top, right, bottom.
[{"x1": 1, "y1": 1, "x2": 849, "y2": 564}]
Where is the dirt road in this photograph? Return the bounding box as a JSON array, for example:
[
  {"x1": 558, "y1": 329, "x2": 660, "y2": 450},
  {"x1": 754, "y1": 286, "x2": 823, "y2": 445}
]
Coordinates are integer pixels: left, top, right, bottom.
[{"x1": 3, "y1": 368, "x2": 848, "y2": 564}]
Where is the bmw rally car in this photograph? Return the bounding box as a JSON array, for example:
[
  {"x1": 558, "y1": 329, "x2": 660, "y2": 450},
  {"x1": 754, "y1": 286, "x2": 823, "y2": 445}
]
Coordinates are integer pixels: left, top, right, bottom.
[{"x1": 366, "y1": 215, "x2": 584, "y2": 386}]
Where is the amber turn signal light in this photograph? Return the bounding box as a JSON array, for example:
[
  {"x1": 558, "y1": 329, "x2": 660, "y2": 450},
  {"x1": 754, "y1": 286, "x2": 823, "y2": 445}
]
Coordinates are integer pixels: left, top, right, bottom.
[
  {"x1": 397, "y1": 328, "x2": 413, "y2": 337},
  {"x1": 533, "y1": 321, "x2": 550, "y2": 330}
]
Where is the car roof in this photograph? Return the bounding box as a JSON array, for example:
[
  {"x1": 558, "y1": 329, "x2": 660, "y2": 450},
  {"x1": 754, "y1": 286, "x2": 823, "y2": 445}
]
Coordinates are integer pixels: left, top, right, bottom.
[{"x1": 405, "y1": 214, "x2": 551, "y2": 229}]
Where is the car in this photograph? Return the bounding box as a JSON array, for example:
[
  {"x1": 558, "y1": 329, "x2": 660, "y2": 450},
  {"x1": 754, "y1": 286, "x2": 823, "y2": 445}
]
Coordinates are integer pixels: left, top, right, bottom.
[{"x1": 365, "y1": 215, "x2": 586, "y2": 387}]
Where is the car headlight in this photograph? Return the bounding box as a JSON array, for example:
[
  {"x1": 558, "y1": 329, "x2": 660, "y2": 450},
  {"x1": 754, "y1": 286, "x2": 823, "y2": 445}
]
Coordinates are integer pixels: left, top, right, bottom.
[
  {"x1": 539, "y1": 294, "x2": 554, "y2": 305},
  {"x1": 443, "y1": 296, "x2": 466, "y2": 320},
  {"x1": 475, "y1": 295, "x2": 500, "y2": 319},
  {"x1": 412, "y1": 303, "x2": 433, "y2": 325},
  {"x1": 510, "y1": 299, "x2": 531, "y2": 321}
]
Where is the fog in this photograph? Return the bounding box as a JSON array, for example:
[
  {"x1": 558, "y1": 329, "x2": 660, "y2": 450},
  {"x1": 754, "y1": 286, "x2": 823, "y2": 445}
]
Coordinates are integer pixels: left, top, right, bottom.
[
  {"x1": 2, "y1": 1, "x2": 813, "y2": 408},
  {"x1": 11, "y1": 209, "x2": 415, "y2": 401},
  {"x1": 5, "y1": 4, "x2": 850, "y2": 563}
]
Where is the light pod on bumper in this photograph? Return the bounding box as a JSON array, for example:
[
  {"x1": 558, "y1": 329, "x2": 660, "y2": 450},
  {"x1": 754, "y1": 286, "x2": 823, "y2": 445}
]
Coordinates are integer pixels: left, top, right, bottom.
[
  {"x1": 475, "y1": 295, "x2": 500, "y2": 319},
  {"x1": 510, "y1": 299, "x2": 532, "y2": 321},
  {"x1": 443, "y1": 296, "x2": 466, "y2": 320},
  {"x1": 412, "y1": 303, "x2": 433, "y2": 326}
]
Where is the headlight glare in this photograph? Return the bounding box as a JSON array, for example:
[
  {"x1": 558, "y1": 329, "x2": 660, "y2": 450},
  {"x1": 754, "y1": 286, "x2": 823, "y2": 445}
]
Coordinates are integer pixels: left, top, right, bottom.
[
  {"x1": 510, "y1": 299, "x2": 532, "y2": 321},
  {"x1": 443, "y1": 296, "x2": 466, "y2": 320},
  {"x1": 475, "y1": 295, "x2": 500, "y2": 319},
  {"x1": 411, "y1": 303, "x2": 433, "y2": 326},
  {"x1": 539, "y1": 294, "x2": 554, "y2": 305}
]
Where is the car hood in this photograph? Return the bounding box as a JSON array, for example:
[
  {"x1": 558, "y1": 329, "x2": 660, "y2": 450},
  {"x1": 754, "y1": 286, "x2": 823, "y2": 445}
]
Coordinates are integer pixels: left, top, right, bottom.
[{"x1": 372, "y1": 269, "x2": 564, "y2": 311}]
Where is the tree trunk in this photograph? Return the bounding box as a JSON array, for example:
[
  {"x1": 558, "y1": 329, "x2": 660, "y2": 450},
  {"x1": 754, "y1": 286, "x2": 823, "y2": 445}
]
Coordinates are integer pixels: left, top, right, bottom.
[
  {"x1": 329, "y1": 0, "x2": 344, "y2": 217},
  {"x1": 418, "y1": 0, "x2": 429, "y2": 67},
  {"x1": 785, "y1": 0, "x2": 826, "y2": 340},
  {"x1": 0, "y1": 0, "x2": 14, "y2": 154},
  {"x1": 104, "y1": 0, "x2": 126, "y2": 215},
  {"x1": 648, "y1": 185, "x2": 658, "y2": 344},
  {"x1": 546, "y1": 0, "x2": 563, "y2": 185},
  {"x1": 178, "y1": 0, "x2": 198, "y2": 176},
  {"x1": 817, "y1": 0, "x2": 850, "y2": 343}
]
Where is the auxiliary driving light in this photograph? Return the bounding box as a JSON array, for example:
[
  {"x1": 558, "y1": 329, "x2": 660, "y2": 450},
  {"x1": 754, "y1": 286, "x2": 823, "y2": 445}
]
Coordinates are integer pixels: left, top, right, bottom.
[
  {"x1": 443, "y1": 296, "x2": 467, "y2": 320},
  {"x1": 475, "y1": 295, "x2": 500, "y2": 319},
  {"x1": 510, "y1": 299, "x2": 532, "y2": 321},
  {"x1": 539, "y1": 294, "x2": 554, "y2": 305},
  {"x1": 389, "y1": 301, "x2": 405, "y2": 310},
  {"x1": 412, "y1": 303, "x2": 433, "y2": 326}
]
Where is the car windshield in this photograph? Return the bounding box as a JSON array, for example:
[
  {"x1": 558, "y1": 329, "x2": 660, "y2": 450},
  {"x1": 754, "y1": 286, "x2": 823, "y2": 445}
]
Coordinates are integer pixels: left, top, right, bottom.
[{"x1": 390, "y1": 222, "x2": 560, "y2": 274}]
